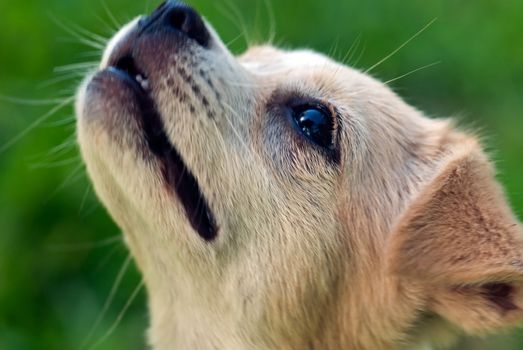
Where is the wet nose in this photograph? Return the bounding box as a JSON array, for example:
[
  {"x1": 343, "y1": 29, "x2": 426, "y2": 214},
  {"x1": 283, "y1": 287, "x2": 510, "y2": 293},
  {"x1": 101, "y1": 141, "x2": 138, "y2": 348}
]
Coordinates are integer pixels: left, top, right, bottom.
[{"x1": 142, "y1": 1, "x2": 210, "y2": 47}]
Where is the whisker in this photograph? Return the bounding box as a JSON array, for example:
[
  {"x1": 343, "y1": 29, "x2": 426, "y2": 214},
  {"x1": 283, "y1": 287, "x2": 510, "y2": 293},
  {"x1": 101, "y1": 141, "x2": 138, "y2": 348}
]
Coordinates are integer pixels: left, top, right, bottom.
[
  {"x1": 145, "y1": 0, "x2": 153, "y2": 13},
  {"x1": 81, "y1": 201, "x2": 101, "y2": 219},
  {"x1": 46, "y1": 163, "x2": 85, "y2": 200},
  {"x1": 364, "y1": 18, "x2": 437, "y2": 74},
  {"x1": 50, "y1": 14, "x2": 107, "y2": 50},
  {"x1": 46, "y1": 235, "x2": 123, "y2": 253},
  {"x1": 42, "y1": 115, "x2": 77, "y2": 127},
  {"x1": 30, "y1": 156, "x2": 81, "y2": 170},
  {"x1": 54, "y1": 62, "x2": 98, "y2": 73},
  {"x1": 384, "y1": 61, "x2": 441, "y2": 85},
  {"x1": 341, "y1": 33, "x2": 362, "y2": 65},
  {"x1": 221, "y1": 101, "x2": 247, "y2": 128},
  {"x1": 174, "y1": 158, "x2": 188, "y2": 190},
  {"x1": 262, "y1": 0, "x2": 276, "y2": 44},
  {"x1": 38, "y1": 72, "x2": 85, "y2": 89},
  {"x1": 351, "y1": 41, "x2": 366, "y2": 68},
  {"x1": 328, "y1": 36, "x2": 341, "y2": 60},
  {"x1": 78, "y1": 184, "x2": 92, "y2": 215},
  {"x1": 225, "y1": 33, "x2": 245, "y2": 48},
  {"x1": 57, "y1": 86, "x2": 83, "y2": 97},
  {"x1": 70, "y1": 23, "x2": 109, "y2": 44},
  {"x1": 253, "y1": 0, "x2": 263, "y2": 43},
  {"x1": 25, "y1": 138, "x2": 76, "y2": 168},
  {"x1": 221, "y1": 103, "x2": 266, "y2": 167},
  {"x1": 94, "y1": 243, "x2": 123, "y2": 273},
  {"x1": 80, "y1": 254, "x2": 132, "y2": 350},
  {"x1": 87, "y1": 280, "x2": 145, "y2": 350},
  {"x1": 0, "y1": 96, "x2": 74, "y2": 154},
  {"x1": 0, "y1": 94, "x2": 72, "y2": 106},
  {"x1": 51, "y1": 13, "x2": 109, "y2": 44},
  {"x1": 215, "y1": 104, "x2": 274, "y2": 231},
  {"x1": 78, "y1": 50, "x2": 104, "y2": 59},
  {"x1": 55, "y1": 35, "x2": 105, "y2": 50},
  {"x1": 93, "y1": 13, "x2": 119, "y2": 36},
  {"x1": 44, "y1": 135, "x2": 77, "y2": 158},
  {"x1": 219, "y1": 0, "x2": 252, "y2": 48},
  {"x1": 101, "y1": 0, "x2": 123, "y2": 31},
  {"x1": 209, "y1": 122, "x2": 235, "y2": 191},
  {"x1": 222, "y1": 80, "x2": 277, "y2": 88}
]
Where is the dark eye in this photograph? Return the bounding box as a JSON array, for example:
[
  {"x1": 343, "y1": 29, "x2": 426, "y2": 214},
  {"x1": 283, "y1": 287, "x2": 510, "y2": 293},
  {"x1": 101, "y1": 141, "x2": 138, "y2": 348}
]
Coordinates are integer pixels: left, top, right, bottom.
[{"x1": 292, "y1": 105, "x2": 335, "y2": 149}]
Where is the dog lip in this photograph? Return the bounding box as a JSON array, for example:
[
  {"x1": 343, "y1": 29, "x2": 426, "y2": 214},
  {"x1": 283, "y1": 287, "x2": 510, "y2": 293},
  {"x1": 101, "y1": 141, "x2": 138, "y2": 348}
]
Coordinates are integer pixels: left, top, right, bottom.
[
  {"x1": 109, "y1": 54, "x2": 150, "y2": 92},
  {"x1": 101, "y1": 58, "x2": 219, "y2": 242}
]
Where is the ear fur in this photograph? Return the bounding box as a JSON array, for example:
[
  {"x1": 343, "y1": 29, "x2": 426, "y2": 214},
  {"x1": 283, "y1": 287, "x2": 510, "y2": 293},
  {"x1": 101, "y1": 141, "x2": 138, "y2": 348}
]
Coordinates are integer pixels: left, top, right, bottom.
[{"x1": 387, "y1": 140, "x2": 523, "y2": 333}]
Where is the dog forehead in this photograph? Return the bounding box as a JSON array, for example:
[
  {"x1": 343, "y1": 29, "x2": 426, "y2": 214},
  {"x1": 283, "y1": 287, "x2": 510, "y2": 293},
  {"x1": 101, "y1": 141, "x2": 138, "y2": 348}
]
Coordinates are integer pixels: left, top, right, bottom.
[
  {"x1": 238, "y1": 45, "x2": 379, "y2": 105},
  {"x1": 239, "y1": 46, "x2": 335, "y2": 75}
]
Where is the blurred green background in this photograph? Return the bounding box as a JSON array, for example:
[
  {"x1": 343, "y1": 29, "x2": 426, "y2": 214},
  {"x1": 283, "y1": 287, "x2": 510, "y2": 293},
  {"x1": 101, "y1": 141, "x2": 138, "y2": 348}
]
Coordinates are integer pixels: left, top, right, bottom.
[{"x1": 0, "y1": 0, "x2": 522, "y2": 349}]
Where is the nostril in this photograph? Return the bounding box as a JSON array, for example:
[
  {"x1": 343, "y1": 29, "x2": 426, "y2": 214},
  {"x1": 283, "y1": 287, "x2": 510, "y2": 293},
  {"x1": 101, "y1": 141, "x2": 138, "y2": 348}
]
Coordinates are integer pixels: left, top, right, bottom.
[
  {"x1": 168, "y1": 8, "x2": 188, "y2": 32},
  {"x1": 141, "y1": 1, "x2": 211, "y2": 48},
  {"x1": 163, "y1": 4, "x2": 210, "y2": 47}
]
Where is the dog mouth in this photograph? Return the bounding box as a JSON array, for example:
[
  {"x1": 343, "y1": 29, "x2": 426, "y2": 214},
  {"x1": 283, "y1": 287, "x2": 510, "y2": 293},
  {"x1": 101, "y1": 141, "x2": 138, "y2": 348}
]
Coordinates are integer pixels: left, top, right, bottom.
[{"x1": 108, "y1": 54, "x2": 219, "y2": 241}]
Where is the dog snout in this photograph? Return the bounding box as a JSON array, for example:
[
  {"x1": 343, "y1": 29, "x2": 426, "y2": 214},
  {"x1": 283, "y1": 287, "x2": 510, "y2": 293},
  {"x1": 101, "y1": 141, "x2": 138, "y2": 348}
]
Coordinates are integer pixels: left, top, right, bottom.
[{"x1": 140, "y1": 1, "x2": 210, "y2": 48}]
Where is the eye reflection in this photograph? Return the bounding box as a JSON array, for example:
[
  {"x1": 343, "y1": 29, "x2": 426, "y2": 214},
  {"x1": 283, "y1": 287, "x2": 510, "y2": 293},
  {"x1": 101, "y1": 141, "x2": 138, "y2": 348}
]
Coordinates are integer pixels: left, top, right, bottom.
[{"x1": 293, "y1": 106, "x2": 334, "y2": 149}]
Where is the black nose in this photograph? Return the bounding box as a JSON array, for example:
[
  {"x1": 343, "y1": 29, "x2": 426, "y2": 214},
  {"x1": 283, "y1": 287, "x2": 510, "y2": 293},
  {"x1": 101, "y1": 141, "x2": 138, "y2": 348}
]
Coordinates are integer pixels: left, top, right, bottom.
[{"x1": 142, "y1": 1, "x2": 210, "y2": 47}]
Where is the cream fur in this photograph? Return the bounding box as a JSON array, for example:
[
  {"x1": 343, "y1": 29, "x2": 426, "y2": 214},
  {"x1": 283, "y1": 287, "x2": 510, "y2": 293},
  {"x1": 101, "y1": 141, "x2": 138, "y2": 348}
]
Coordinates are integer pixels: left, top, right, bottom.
[{"x1": 76, "y1": 12, "x2": 523, "y2": 350}]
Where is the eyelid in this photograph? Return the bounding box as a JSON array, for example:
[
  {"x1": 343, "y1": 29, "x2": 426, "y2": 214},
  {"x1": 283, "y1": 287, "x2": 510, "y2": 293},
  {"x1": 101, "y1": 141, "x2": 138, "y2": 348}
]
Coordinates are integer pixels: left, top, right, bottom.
[
  {"x1": 293, "y1": 100, "x2": 340, "y2": 146},
  {"x1": 290, "y1": 102, "x2": 340, "y2": 159},
  {"x1": 265, "y1": 89, "x2": 342, "y2": 164}
]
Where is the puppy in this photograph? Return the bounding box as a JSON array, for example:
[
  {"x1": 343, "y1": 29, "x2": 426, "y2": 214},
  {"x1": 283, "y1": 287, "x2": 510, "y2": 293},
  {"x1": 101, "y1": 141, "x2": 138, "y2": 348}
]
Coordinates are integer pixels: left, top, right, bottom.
[{"x1": 75, "y1": 2, "x2": 523, "y2": 349}]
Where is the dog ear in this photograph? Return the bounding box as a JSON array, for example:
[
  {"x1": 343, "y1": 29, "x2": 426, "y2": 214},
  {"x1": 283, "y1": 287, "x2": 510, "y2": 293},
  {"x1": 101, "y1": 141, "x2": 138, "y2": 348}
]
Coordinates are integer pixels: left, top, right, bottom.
[{"x1": 387, "y1": 140, "x2": 523, "y2": 333}]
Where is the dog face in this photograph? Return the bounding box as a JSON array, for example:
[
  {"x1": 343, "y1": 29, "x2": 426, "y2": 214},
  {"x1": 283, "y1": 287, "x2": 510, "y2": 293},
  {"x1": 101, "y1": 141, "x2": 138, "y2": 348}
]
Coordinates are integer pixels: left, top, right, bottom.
[{"x1": 76, "y1": 2, "x2": 523, "y2": 349}]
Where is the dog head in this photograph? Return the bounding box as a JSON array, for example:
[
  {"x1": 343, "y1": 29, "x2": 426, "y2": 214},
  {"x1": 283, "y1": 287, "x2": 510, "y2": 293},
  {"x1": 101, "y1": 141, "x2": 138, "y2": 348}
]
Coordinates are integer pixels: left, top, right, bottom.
[{"x1": 76, "y1": 2, "x2": 523, "y2": 349}]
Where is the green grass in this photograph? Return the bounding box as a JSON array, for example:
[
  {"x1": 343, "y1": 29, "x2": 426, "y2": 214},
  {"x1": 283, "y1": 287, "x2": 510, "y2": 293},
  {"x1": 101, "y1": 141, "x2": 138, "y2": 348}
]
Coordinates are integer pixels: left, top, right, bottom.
[{"x1": 0, "y1": 0, "x2": 522, "y2": 349}]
